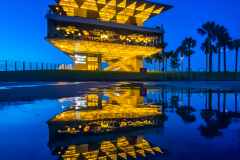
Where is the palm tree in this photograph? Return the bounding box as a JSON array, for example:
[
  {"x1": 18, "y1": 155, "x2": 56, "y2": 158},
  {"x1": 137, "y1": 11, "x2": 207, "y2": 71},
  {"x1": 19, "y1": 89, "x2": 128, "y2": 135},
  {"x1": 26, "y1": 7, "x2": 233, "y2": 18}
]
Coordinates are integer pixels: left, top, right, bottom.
[
  {"x1": 220, "y1": 33, "x2": 234, "y2": 72},
  {"x1": 144, "y1": 57, "x2": 152, "y2": 70},
  {"x1": 170, "y1": 52, "x2": 180, "y2": 71},
  {"x1": 214, "y1": 25, "x2": 227, "y2": 72},
  {"x1": 233, "y1": 39, "x2": 240, "y2": 72},
  {"x1": 176, "y1": 45, "x2": 187, "y2": 72},
  {"x1": 181, "y1": 38, "x2": 196, "y2": 72},
  {"x1": 164, "y1": 51, "x2": 173, "y2": 70},
  {"x1": 156, "y1": 54, "x2": 163, "y2": 71},
  {"x1": 197, "y1": 21, "x2": 217, "y2": 73},
  {"x1": 151, "y1": 53, "x2": 161, "y2": 71},
  {"x1": 156, "y1": 42, "x2": 168, "y2": 71},
  {"x1": 201, "y1": 38, "x2": 217, "y2": 71}
]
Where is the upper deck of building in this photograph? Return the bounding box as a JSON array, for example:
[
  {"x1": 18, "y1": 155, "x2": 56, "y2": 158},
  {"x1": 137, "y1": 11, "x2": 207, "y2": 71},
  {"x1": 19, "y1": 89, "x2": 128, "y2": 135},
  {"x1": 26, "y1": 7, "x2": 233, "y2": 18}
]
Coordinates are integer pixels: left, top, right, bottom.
[{"x1": 49, "y1": 0, "x2": 173, "y2": 26}]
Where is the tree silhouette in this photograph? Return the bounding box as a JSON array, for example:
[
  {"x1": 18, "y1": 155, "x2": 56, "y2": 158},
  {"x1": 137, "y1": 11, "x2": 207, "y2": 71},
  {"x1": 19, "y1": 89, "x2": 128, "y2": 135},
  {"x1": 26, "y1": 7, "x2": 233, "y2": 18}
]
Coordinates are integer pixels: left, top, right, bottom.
[{"x1": 197, "y1": 21, "x2": 217, "y2": 73}]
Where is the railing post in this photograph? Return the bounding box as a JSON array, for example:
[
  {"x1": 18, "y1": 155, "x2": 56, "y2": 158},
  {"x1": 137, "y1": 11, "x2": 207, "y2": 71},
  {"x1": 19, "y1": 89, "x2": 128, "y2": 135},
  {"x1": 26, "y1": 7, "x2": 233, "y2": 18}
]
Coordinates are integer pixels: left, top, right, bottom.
[
  {"x1": 5, "y1": 61, "x2": 7, "y2": 71},
  {"x1": 30, "y1": 62, "x2": 32, "y2": 70},
  {"x1": 185, "y1": 67, "x2": 192, "y2": 81},
  {"x1": 15, "y1": 61, "x2": 17, "y2": 71},
  {"x1": 165, "y1": 67, "x2": 167, "y2": 81},
  {"x1": 197, "y1": 67, "x2": 205, "y2": 81},
  {"x1": 23, "y1": 62, "x2": 25, "y2": 71}
]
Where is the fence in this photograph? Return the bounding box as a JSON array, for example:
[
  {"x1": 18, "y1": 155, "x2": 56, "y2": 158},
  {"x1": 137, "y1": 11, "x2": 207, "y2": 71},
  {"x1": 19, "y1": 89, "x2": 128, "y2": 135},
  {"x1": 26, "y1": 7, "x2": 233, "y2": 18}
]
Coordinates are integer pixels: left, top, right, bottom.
[{"x1": 0, "y1": 60, "x2": 72, "y2": 71}]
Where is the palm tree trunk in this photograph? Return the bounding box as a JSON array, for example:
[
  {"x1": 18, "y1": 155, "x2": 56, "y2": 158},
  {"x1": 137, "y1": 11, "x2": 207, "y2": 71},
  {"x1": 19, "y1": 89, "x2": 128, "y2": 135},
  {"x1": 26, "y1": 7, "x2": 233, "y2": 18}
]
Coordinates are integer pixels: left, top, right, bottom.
[
  {"x1": 217, "y1": 91, "x2": 220, "y2": 112},
  {"x1": 181, "y1": 52, "x2": 183, "y2": 72},
  {"x1": 206, "y1": 53, "x2": 208, "y2": 72},
  {"x1": 162, "y1": 50, "x2": 165, "y2": 71},
  {"x1": 224, "y1": 46, "x2": 226, "y2": 72},
  {"x1": 223, "y1": 92, "x2": 226, "y2": 114},
  {"x1": 235, "y1": 50, "x2": 238, "y2": 72},
  {"x1": 218, "y1": 46, "x2": 221, "y2": 72},
  {"x1": 209, "y1": 38, "x2": 212, "y2": 73},
  {"x1": 208, "y1": 89, "x2": 212, "y2": 110},
  {"x1": 188, "y1": 50, "x2": 190, "y2": 72},
  {"x1": 235, "y1": 92, "x2": 237, "y2": 112},
  {"x1": 153, "y1": 60, "x2": 156, "y2": 71},
  {"x1": 165, "y1": 56, "x2": 167, "y2": 70}
]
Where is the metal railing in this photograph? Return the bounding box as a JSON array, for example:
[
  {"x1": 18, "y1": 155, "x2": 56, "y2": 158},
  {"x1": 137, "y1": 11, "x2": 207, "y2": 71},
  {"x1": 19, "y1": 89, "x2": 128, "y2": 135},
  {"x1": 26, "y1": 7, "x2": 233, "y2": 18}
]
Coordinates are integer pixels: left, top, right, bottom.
[
  {"x1": 172, "y1": 67, "x2": 180, "y2": 81},
  {"x1": 0, "y1": 60, "x2": 72, "y2": 71},
  {"x1": 185, "y1": 67, "x2": 192, "y2": 81},
  {"x1": 197, "y1": 67, "x2": 205, "y2": 81},
  {"x1": 160, "y1": 67, "x2": 167, "y2": 81},
  {"x1": 198, "y1": 92, "x2": 205, "y2": 98}
]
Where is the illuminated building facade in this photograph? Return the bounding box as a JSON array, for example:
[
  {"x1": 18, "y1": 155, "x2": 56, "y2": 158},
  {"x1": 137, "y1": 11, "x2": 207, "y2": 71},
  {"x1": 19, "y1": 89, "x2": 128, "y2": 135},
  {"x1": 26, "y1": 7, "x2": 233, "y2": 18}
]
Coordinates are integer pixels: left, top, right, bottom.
[{"x1": 45, "y1": 0, "x2": 173, "y2": 71}]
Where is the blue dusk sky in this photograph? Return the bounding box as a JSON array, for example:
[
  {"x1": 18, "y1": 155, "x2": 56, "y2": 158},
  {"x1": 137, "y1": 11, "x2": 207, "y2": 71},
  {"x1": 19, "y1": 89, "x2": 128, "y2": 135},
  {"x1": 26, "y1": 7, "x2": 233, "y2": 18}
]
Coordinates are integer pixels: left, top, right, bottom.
[{"x1": 0, "y1": 0, "x2": 240, "y2": 71}]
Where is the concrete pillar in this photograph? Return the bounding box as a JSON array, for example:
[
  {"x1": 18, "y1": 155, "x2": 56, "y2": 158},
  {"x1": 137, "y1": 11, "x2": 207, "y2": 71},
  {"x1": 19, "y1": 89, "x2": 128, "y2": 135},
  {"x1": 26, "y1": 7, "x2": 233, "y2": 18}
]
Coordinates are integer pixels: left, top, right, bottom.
[{"x1": 98, "y1": 54, "x2": 102, "y2": 71}]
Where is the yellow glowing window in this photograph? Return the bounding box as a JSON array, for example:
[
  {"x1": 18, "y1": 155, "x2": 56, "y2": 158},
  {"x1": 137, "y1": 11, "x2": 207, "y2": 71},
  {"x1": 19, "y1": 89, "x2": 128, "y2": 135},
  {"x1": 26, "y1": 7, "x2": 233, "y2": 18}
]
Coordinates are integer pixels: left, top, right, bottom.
[
  {"x1": 99, "y1": 0, "x2": 116, "y2": 22},
  {"x1": 135, "y1": 3, "x2": 146, "y2": 11},
  {"x1": 81, "y1": 0, "x2": 98, "y2": 11},
  {"x1": 117, "y1": 0, "x2": 126, "y2": 8},
  {"x1": 97, "y1": 0, "x2": 106, "y2": 4},
  {"x1": 152, "y1": 7, "x2": 164, "y2": 14}
]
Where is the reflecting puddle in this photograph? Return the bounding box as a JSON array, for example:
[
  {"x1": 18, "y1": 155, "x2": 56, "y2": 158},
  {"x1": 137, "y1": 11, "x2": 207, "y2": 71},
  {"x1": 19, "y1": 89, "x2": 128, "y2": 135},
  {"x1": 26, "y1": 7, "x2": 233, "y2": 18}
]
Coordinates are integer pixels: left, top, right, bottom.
[{"x1": 0, "y1": 83, "x2": 240, "y2": 160}]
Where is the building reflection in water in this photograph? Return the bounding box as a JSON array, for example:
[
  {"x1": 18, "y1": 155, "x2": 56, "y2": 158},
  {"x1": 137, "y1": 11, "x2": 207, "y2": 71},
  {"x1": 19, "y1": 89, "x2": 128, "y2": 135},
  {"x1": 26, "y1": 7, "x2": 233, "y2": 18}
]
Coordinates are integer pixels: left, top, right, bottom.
[{"x1": 47, "y1": 88, "x2": 167, "y2": 160}]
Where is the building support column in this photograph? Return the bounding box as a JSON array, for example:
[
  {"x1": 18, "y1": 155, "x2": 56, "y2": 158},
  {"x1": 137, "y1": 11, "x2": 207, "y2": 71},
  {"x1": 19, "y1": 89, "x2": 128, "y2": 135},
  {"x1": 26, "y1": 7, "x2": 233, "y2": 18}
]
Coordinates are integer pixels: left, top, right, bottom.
[{"x1": 98, "y1": 54, "x2": 102, "y2": 71}]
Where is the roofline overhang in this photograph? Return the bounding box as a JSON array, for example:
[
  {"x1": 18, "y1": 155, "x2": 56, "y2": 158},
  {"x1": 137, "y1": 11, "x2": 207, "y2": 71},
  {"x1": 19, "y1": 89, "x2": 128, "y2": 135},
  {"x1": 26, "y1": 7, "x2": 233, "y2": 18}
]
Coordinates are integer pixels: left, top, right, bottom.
[{"x1": 45, "y1": 13, "x2": 165, "y2": 34}]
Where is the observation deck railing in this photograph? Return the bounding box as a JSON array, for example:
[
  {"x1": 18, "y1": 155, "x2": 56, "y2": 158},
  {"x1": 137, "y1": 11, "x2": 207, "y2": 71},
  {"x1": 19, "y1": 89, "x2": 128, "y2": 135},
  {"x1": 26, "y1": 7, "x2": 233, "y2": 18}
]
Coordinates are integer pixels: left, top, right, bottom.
[{"x1": 0, "y1": 60, "x2": 72, "y2": 71}]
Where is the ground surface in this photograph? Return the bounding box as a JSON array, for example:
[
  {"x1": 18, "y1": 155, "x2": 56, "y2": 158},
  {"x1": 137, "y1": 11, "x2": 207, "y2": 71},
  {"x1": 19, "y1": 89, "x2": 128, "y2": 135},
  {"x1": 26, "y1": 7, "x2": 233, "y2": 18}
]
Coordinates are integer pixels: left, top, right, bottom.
[{"x1": 0, "y1": 70, "x2": 240, "y2": 81}]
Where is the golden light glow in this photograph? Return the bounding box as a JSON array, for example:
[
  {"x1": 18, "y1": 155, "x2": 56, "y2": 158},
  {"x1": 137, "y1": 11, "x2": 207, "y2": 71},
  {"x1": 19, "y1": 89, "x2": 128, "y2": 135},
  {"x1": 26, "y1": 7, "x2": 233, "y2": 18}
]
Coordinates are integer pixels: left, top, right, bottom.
[
  {"x1": 83, "y1": 30, "x2": 90, "y2": 36},
  {"x1": 119, "y1": 35, "x2": 126, "y2": 40},
  {"x1": 82, "y1": 150, "x2": 99, "y2": 159},
  {"x1": 56, "y1": 26, "x2": 79, "y2": 33},
  {"x1": 84, "y1": 125, "x2": 90, "y2": 132},
  {"x1": 134, "y1": 5, "x2": 155, "y2": 22},
  {"x1": 152, "y1": 147, "x2": 163, "y2": 153},
  {"x1": 48, "y1": 39, "x2": 161, "y2": 61},
  {"x1": 58, "y1": 136, "x2": 162, "y2": 159},
  {"x1": 59, "y1": 0, "x2": 78, "y2": 16},
  {"x1": 135, "y1": 3, "x2": 146, "y2": 11},
  {"x1": 53, "y1": 105, "x2": 161, "y2": 121},
  {"x1": 56, "y1": 0, "x2": 164, "y2": 24},
  {"x1": 152, "y1": 7, "x2": 164, "y2": 14},
  {"x1": 81, "y1": 0, "x2": 98, "y2": 11},
  {"x1": 117, "y1": 0, "x2": 126, "y2": 8},
  {"x1": 97, "y1": 0, "x2": 106, "y2": 4},
  {"x1": 99, "y1": 0, "x2": 116, "y2": 22},
  {"x1": 61, "y1": 145, "x2": 80, "y2": 160},
  {"x1": 117, "y1": 2, "x2": 136, "y2": 23}
]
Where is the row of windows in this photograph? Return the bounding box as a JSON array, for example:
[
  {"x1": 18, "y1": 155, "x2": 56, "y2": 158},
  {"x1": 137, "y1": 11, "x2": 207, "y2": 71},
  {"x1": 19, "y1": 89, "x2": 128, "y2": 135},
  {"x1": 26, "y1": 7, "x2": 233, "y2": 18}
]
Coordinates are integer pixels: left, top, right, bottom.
[
  {"x1": 88, "y1": 64, "x2": 98, "y2": 70},
  {"x1": 87, "y1": 57, "x2": 98, "y2": 62}
]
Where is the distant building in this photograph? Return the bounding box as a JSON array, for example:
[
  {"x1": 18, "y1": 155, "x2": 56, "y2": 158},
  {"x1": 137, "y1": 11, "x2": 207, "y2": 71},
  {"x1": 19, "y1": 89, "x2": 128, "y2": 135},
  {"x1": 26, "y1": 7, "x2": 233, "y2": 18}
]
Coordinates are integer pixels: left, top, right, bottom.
[{"x1": 45, "y1": 0, "x2": 173, "y2": 71}]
